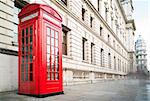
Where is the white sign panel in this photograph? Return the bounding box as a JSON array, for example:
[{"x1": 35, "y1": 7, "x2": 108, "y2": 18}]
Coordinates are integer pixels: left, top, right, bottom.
[
  {"x1": 43, "y1": 13, "x2": 60, "y2": 26},
  {"x1": 21, "y1": 12, "x2": 38, "y2": 22}
]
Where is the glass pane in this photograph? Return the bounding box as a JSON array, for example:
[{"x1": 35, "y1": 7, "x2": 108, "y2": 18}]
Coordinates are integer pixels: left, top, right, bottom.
[
  {"x1": 26, "y1": 55, "x2": 28, "y2": 62},
  {"x1": 30, "y1": 45, "x2": 32, "y2": 53},
  {"x1": 55, "y1": 48, "x2": 58, "y2": 55},
  {"x1": 55, "y1": 31, "x2": 58, "y2": 39},
  {"x1": 51, "y1": 73, "x2": 54, "y2": 80},
  {"x1": 51, "y1": 55, "x2": 55, "y2": 72},
  {"x1": 26, "y1": 28, "x2": 28, "y2": 36},
  {"x1": 21, "y1": 64, "x2": 24, "y2": 72},
  {"x1": 47, "y1": 62, "x2": 50, "y2": 69},
  {"x1": 30, "y1": 54, "x2": 32, "y2": 62},
  {"x1": 21, "y1": 73, "x2": 24, "y2": 81},
  {"x1": 22, "y1": 46, "x2": 24, "y2": 54},
  {"x1": 22, "y1": 55, "x2": 24, "y2": 63},
  {"x1": 26, "y1": 46, "x2": 28, "y2": 52},
  {"x1": 26, "y1": 37, "x2": 28, "y2": 44},
  {"x1": 63, "y1": 32, "x2": 67, "y2": 44},
  {"x1": 56, "y1": 73, "x2": 59, "y2": 80},
  {"x1": 47, "y1": 27, "x2": 50, "y2": 36},
  {"x1": 51, "y1": 55, "x2": 55, "y2": 65},
  {"x1": 30, "y1": 73, "x2": 33, "y2": 81},
  {"x1": 55, "y1": 56, "x2": 59, "y2": 64},
  {"x1": 22, "y1": 38, "x2": 24, "y2": 45},
  {"x1": 55, "y1": 39, "x2": 58, "y2": 47},
  {"x1": 51, "y1": 38, "x2": 54, "y2": 46},
  {"x1": 52, "y1": 65, "x2": 55, "y2": 72},
  {"x1": 47, "y1": 62, "x2": 50, "y2": 80},
  {"x1": 30, "y1": 26, "x2": 32, "y2": 35},
  {"x1": 47, "y1": 45, "x2": 50, "y2": 53},
  {"x1": 47, "y1": 72, "x2": 50, "y2": 80},
  {"x1": 56, "y1": 64, "x2": 59, "y2": 71},
  {"x1": 47, "y1": 53, "x2": 50, "y2": 62},
  {"x1": 26, "y1": 64, "x2": 28, "y2": 81},
  {"x1": 47, "y1": 36, "x2": 50, "y2": 44},
  {"x1": 30, "y1": 37, "x2": 32, "y2": 44},
  {"x1": 22, "y1": 29, "x2": 24, "y2": 37},
  {"x1": 29, "y1": 63, "x2": 33, "y2": 81},
  {"x1": 30, "y1": 63, "x2": 33, "y2": 72},
  {"x1": 51, "y1": 29, "x2": 54, "y2": 37},
  {"x1": 51, "y1": 46, "x2": 54, "y2": 55}
]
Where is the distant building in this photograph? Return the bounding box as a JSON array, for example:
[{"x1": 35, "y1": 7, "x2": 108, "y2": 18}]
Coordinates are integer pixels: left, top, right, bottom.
[{"x1": 135, "y1": 35, "x2": 148, "y2": 74}]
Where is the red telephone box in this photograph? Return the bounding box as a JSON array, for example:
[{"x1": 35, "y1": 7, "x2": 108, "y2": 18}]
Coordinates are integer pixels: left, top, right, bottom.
[{"x1": 18, "y1": 3, "x2": 63, "y2": 97}]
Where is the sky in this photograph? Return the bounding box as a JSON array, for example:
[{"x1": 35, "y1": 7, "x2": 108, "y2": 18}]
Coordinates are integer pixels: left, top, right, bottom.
[{"x1": 133, "y1": 0, "x2": 150, "y2": 70}]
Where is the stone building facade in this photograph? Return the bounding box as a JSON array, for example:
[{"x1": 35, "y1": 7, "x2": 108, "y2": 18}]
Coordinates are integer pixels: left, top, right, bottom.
[{"x1": 0, "y1": 0, "x2": 136, "y2": 92}]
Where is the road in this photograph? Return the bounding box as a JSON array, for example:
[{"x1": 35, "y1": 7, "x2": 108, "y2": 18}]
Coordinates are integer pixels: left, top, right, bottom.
[{"x1": 0, "y1": 79, "x2": 150, "y2": 101}]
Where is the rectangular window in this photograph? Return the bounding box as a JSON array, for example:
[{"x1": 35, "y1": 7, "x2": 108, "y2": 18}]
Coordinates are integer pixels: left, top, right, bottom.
[
  {"x1": 100, "y1": 26, "x2": 103, "y2": 36},
  {"x1": 100, "y1": 48, "x2": 104, "y2": 67},
  {"x1": 62, "y1": 25, "x2": 71, "y2": 55},
  {"x1": 82, "y1": 7, "x2": 86, "y2": 21},
  {"x1": 114, "y1": 56, "x2": 116, "y2": 70},
  {"x1": 82, "y1": 38, "x2": 87, "y2": 60},
  {"x1": 105, "y1": 3, "x2": 108, "y2": 22},
  {"x1": 108, "y1": 53, "x2": 111, "y2": 68},
  {"x1": 62, "y1": 30, "x2": 67, "y2": 55},
  {"x1": 108, "y1": 34, "x2": 110, "y2": 43},
  {"x1": 97, "y1": 0, "x2": 102, "y2": 12},
  {"x1": 90, "y1": 16, "x2": 93, "y2": 28},
  {"x1": 98, "y1": 0, "x2": 100, "y2": 11},
  {"x1": 91, "y1": 43, "x2": 95, "y2": 63}
]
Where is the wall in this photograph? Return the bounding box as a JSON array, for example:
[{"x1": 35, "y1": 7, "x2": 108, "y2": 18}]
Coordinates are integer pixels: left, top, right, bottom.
[{"x1": 0, "y1": 53, "x2": 18, "y2": 92}]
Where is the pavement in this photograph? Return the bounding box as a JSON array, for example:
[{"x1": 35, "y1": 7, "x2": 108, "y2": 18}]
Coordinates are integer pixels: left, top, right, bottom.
[{"x1": 0, "y1": 79, "x2": 150, "y2": 101}]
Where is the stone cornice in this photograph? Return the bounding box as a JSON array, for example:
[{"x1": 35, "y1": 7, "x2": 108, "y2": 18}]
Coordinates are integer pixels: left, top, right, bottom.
[{"x1": 126, "y1": 19, "x2": 136, "y2": 31}]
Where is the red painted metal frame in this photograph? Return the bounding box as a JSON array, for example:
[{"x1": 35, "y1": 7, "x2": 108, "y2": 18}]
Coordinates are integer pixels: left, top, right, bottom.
[{"x1": 18, "y1": 3, "x2": 63, "y2": 96}]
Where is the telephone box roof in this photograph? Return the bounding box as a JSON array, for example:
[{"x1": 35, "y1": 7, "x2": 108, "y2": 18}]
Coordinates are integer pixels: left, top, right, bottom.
[{"x1": 18, "y1": 3, "x2": 62, "y2": 22}]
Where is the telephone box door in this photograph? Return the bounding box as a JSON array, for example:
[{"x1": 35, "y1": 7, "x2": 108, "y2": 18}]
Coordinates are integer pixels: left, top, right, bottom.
[
  {"x1": 19, "y1": 20, "x2": 36, "y2": 94},
  {"x1": 43, "y1": 22, "x2": 63, "y2": 93}
]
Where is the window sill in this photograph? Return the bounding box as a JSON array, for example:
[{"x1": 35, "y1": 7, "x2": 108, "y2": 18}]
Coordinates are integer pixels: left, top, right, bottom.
[
  {"x1": 82, "y1": 60, "x2": 89, "y2": 63},
  {"x1": 62, "y1": 55, "x2": 73, "y2": 59}
]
